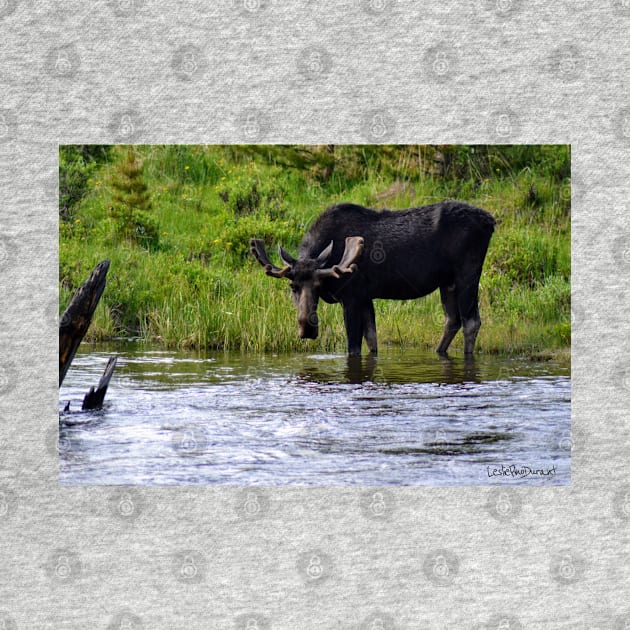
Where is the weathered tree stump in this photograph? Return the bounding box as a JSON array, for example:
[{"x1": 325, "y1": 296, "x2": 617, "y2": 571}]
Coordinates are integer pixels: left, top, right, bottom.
[
  {"x1": 82, "y1": 356, "x2": 117, "y2": 410},
  {"x1": 59, "y1": 260, "x2": 110, "y2": 387},
  {"x1": 59, "y1": 260, "x2": 119, "y2": 412}
]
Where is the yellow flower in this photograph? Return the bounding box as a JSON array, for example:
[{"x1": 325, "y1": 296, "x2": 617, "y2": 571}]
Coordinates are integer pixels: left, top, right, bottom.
[
  {"x1": 226, "y1": 242, "x2": 232, "y2": 247},
  {"x1": 74, "y1": 218, "x2": 81, "y2": 223},
  {"x1": 213, "y1": 238, "x2": 220, "y2": 244},
  {"x1": 185, "y1": 165, "x2": 190, "y2": 170}
]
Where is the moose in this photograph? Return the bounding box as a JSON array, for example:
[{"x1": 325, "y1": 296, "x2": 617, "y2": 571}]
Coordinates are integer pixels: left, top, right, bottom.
[{"x1": 250, "y1": 201, "x2": 495, "y2": 357}]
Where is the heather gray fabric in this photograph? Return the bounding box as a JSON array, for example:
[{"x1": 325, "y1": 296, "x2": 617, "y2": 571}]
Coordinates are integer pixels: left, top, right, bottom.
[{"x1": 0, "y1": 1, "x2": 628, "y2": 628}]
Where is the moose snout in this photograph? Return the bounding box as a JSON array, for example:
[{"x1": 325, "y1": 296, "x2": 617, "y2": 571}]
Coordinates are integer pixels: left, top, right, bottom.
[{"x1": 299, "y1": 313, "x2": 319, "y2": 339}]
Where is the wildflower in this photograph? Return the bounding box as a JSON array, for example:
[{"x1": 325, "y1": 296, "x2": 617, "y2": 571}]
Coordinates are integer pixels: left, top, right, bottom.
[{"x1": 185, "y1": 165, "x2": 190, "y2": 170}]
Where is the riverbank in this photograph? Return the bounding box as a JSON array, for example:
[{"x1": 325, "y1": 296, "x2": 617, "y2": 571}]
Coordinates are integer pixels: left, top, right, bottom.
[{"x1": 59, "y1": 145, "x2": 571, "y2": 357}]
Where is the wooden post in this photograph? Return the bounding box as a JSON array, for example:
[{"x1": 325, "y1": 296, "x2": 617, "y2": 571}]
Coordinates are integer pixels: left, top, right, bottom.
[{"x1": 59, "y1": 260, "x2": 110, "y2": 387}]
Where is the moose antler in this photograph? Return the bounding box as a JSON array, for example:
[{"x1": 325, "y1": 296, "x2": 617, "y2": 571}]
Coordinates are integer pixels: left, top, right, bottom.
[
  {"x1": 315, "y1": 236, "x2": 364, "y2": 279},
  {"x1": 249, "y1": 239, "x2": 292, "y2": 278}
]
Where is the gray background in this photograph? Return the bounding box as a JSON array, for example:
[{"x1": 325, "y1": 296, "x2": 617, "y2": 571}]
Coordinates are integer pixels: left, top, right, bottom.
[{"x1": 0, "y1": 1, "x2": 627, "y2": 628}]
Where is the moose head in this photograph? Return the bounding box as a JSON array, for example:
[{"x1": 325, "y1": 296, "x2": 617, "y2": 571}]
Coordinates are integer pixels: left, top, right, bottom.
[{"x1": 249, "y1": 236, "x2": 364, "y2": 340}]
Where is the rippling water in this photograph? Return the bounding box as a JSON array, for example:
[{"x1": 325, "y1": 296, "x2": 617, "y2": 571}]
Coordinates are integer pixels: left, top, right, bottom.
[{"x1": 59, "y1": 342, "x2": 571, "y2": 486}]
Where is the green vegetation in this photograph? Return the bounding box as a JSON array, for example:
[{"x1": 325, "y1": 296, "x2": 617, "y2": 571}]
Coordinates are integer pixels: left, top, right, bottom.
[
  {"x1": 59, "y1": 144, "x2": 570, "y2": 358},
  {"x1": 108, "y1": 146, "x2": 159, "y2": 248}
]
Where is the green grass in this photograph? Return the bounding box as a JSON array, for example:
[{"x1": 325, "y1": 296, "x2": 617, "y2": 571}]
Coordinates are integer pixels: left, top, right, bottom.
[{"x1": 59, "y1": 145, "x2": 571, "y2": 358}]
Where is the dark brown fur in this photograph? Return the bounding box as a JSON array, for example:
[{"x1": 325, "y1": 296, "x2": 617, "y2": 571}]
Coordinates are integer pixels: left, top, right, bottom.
[{"x1": 253, "y1": 200, "x2": 495, "y2": 356}]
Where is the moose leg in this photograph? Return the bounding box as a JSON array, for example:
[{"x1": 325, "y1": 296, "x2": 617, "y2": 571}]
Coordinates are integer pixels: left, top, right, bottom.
[
  {"x1": 462, "y1": 306, "x2": 481, "y2": 355},
  {"x1": 457, "y1": 281, "x2": 482, "y2": 356},
  {"x1": 362, "y1": 300, "x2": 378, "y2": 354},
  {"x1": 436, "y1": 285, "x2": 461, "y2": 354},
  {"x1": 342, "y1": 300, "x2": 364, "y2": 356}
]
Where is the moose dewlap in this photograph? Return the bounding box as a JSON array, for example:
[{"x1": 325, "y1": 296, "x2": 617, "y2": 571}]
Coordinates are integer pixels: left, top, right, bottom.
[{"x1": 250, "y1": 201, "x2": 495, "y2": 356}]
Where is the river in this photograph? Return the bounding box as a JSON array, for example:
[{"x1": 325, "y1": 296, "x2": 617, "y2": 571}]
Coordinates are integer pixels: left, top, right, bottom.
[{"x1": 59, "y1": 342, "x2": 571, "y2": 486}]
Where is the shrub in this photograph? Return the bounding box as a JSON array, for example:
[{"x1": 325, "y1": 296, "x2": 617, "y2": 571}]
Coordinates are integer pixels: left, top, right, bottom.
[
  {"x1": 109, "y1": 147, "x2": 159, "y2": 248},
  {"x1": 217, "y1": 212, "x2": 300, "y2": 263},
  {"x1": 59, "y1": 146, "x2": 97, "y2": 220}
]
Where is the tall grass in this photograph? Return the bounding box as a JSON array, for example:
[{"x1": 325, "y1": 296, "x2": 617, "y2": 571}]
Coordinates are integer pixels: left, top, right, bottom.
[{"x1": 59, "y1": 145, "x2": 570, "y2": 357}]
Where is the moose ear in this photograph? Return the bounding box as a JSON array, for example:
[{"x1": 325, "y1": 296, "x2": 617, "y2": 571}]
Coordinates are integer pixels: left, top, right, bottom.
[
  {"x1": 315, "y1": 241, "x2": 334, "y2": 267},
  {"x1": 278, "y1": 245, "x2": 297, "y2": 267}
]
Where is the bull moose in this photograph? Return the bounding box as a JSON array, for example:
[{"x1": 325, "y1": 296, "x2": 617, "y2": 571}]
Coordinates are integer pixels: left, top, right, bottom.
[{"x1": 250, "y1": 201, "x2": 495, "y2": 356}]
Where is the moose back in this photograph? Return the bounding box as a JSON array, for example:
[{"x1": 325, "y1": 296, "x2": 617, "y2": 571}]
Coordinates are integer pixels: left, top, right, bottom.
[{"x1": 250, "y1": 201, "x2": 495, "y2": 356}]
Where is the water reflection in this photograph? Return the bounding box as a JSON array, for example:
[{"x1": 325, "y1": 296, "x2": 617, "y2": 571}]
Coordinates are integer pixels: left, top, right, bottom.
[{"x1": 298, "y1": 353, "x2": 482, "y2": 385}]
